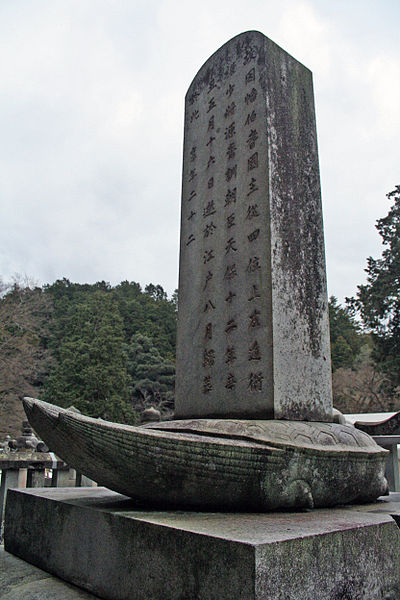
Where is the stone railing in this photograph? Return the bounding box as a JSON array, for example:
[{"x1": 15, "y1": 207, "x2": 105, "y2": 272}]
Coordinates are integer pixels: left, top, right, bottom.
[{"x1": 0, "y1": 452, "x2": 96, "y2": 536}]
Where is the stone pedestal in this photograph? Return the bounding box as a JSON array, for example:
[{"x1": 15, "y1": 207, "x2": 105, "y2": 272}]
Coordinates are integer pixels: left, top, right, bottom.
[{"x1": 5, "y1": 488, "x2": 400, "y2": 600}]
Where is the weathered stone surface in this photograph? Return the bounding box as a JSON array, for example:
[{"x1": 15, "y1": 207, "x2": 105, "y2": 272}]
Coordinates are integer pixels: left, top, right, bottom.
[
  {"x1": 175, "y1": 30, "x2": 332, "y2": 421},
  {"x1": 23, "y1": 398, "x2": 388, "y2": 510},
  {"x1": 5, "y1": 488, "x2": 400, "y2": 600},
  {"x1": 0, "y1": 546, "x2": 98, "y2": 599}
]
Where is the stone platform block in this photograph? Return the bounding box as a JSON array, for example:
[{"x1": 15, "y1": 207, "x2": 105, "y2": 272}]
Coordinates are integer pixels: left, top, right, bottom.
[{"x1": 4, "y1": 487, "x2": 400, "y2": 600}]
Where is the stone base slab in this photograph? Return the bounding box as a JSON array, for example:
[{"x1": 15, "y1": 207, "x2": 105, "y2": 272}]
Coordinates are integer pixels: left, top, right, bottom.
[{"x1": 4, "y1": 488, "x2": 400, "y2": 600}]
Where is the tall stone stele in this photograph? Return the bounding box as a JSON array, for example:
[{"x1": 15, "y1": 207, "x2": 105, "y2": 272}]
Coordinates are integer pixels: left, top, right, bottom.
[{"x1": 175, "y1": 30, "x2": 333, "y2": 422}]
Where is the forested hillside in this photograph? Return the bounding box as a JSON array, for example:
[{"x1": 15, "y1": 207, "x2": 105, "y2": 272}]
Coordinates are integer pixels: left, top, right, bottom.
[{"x1": 0, "y1": 279, "x2": 176, "y2": 438}]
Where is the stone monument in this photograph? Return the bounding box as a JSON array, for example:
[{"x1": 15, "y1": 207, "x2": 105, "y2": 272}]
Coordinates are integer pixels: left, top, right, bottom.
[
  {"x1": 4, "y1": 31, "x2": 400, "y2": 600},
  {"x1": 10, "y1": 30, "x2": 389, "y2": 511},
  {"x1": 176, "y1": 30, "x2": 331, "y2": 422}
]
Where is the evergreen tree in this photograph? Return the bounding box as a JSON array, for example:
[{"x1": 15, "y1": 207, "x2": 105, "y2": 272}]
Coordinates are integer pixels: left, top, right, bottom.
[
  {"x1": 329, "y1": 296, "x2": 362, "y2": 371},
  {"x1": 125, "y1": 333, "x2": 175, "y2": 417},
  {"x1": 111, "y1": 281, "x2": 177, "y2": 359},
  {"x1": 42, "y1": 290, "x2": 135, "y2": 423},
  {"x1": 349, "y1": 185, "x2": 400, "y2": 389}
]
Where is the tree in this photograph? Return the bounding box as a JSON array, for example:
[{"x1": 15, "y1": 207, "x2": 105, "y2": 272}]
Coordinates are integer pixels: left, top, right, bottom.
[
  {"x1": 332, "y1": 344, "x2": 399, "y2": 414},
  {"x1": 125, "y1": 333, "x2": 175, "y2": 419},
  {"x1": 349, "y1": 185, "x2": 400, "y2": 390},
  {"x1": 329, "y1": 296, "x2": 363, "y2": 371},
  {"x1": 0, "y1": 280, "x2": 53, "y2": 438},
  {"x1": 111, "y1": 281, "x2": 177, "y2": 359},
  {"x1": 42, "y1": 290, "x2": 136, "y2": 424}
]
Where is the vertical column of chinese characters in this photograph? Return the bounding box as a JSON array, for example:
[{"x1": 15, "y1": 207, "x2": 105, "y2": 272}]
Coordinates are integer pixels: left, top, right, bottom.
[
  {"x1": 186, "y1": 95, "x2": 200, "y2": 246},
  {"x1": 243, "y1": 65, "x2": 263, "y2": 395},
  {"x1": 202, "y1": 75, "x2": 219, "y2": 396},
  {"x1": 223, "y1": 64, "x2": 239, "y2": 394}
]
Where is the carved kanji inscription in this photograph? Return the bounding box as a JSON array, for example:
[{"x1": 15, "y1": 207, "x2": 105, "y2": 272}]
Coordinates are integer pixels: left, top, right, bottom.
[
  {"x1": 248, "y1": 152, "x2": 258, "y2": 171},
  {"x1": 226, "y1": 83, "x2": 235, "y2": 97},
  {"x1": 247, "y1": 178, "x2": 258, "y2": 196},
  {"x1": 249, "y1": 309, "x2": 261, "y2": 327},
  {"x1": 225, "y1": 188, "x2": 237, "y2": 206},
  {"x1": 247, "y1": 228, "x2": 260, "y2": 242},
  {"x1": 203, "y1": 222, "x2": 216, "y2": 238},
  {"x1": 207, "y1": 97, "x2": 216, "y2": 113},
  {"x1": 203, "y1": 249, "x2": 215, "y2": 264},
  {"x1": 225, "y1": 122, "x2": 236, "y2": 140},
  {"x1": 225, "y1": 318, "x2": 238, "y2": 334},
  {"x1": 205, "y1": 323, "x2": 212, "y2": 340},
  {"x1": 204, "y1": 299, "x2": 216, "y2": 312},
  {"x1": 246, "y1": 204, "x2": 260, "y2": 219},
  {"x1": 248, "y1": 372, "x2": 263, "y2": 392},
  {"x1": 247, "y1": 130, "x2": 258, "y2": 149},
  {"x1": 203, "y1": 349, "x2": 215, "y2": 368},
  {"x1": 245, "y1": 88, "x2": 257, "y2": 104},
  {"x1": 248, "y1": 284, "x2": 260, "y2": 302},
  {"x1": 203, "y1": 201, "x2": 216, "y2": 218},
  {"x1": 248, "y1": 340, "x2": 261, "y2": 361},
  {"x1": 226, "y1": 142, "x2": 236, "y2": 160},
  {"x1": 225, "y1": 346, "x2": 237, "y2": 364},
  {"x1": 224, "y1": 102, "x2": 236, "y2": 118},
  {"x1": 245, "y1": 67, "x2": 255, "y2": 85},
  {"x1": 225, "y1": 237, "x2": 237, "y2": 254},
  {"x1": 225, "y1": 165, "x2": 237, "y2": 182},
  {"x1": 225, "y1": 373, "x2": 237, "y2": 390},
  {"x1": 224, "y1": 264, "x2": 237, "y2": 280},
  {"x1": 203, "y1": 270, "x2": 213, "y2": 289},
  {"x1": 245, "y1": 110, "x2": 256, "y2": 126},
  {"x1": 203, "y1": 375, "x2": 212, "y2": 393},
  {"x1": 246, "y1": 256, "x2": 261, "y2": 272},
  {"x1": 207, "y1": 156, "x2": 215, "y2": 168},
  {"x1": 227, "y1": 213, "x2": 236, "y2": 229}
]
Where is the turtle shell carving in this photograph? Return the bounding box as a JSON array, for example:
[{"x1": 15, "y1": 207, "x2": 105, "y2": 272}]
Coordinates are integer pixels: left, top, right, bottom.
[{"x1": 23, "y1": 397, "x2": 388, "y2": 510}]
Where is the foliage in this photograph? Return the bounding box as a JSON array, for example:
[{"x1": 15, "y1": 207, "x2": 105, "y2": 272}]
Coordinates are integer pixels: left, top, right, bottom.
[
  {"x1": 42, "y1": 290, "x2": 135, "y2": 423},
  {"x1": 0, "y1": 277, "x2": 178, "y2": 435},
  {"x1": 332, "y1": 345, "x2": 400, "y2": 414},
  {"x1": 348, "y1": 185, "x2": 400, "y2": 390},
  {"x1": 0, "y1": 279, "x2": 53, "y2": 438},
  {"x1": 40, "y1": 278, "x2": 177, "y2": 424},
  {"x1": 329, "y1": 296, "x2": 363, "y2": 371},
  {"x1": 112, "y1": 281, "x2": 176, "y2": 359},
  {"x1": 125, "y1": 333, "x2": 175, "y2": 419}
]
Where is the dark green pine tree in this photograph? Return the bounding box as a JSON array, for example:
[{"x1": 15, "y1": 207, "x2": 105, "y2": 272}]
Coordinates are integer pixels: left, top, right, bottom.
[
  {"x1": 42, "y1": 290, "x2": 135, "y2": 423},
  {"x1": 125, "y1": 333, "x2": 175, "y2": 415},
  {"x1": 349, "y1": 185, "x2": 400, "y2": 389},
  {"x1": 111, "y1": 281, "x2": 177, "y2": 360},
  {"x1": 329, "y1": 296, "x2": 362, "y2": 371}
]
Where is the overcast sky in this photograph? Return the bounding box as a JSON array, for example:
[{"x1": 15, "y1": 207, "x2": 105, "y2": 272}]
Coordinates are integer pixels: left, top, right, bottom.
[{"x1": 1, "y1": 0, "x2": 399, "y2": 302}]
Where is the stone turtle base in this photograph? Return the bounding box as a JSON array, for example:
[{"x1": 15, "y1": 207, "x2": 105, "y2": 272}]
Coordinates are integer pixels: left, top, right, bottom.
[{"x1": 4, "y1": 487, "x2": 400, "y2": 600}]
